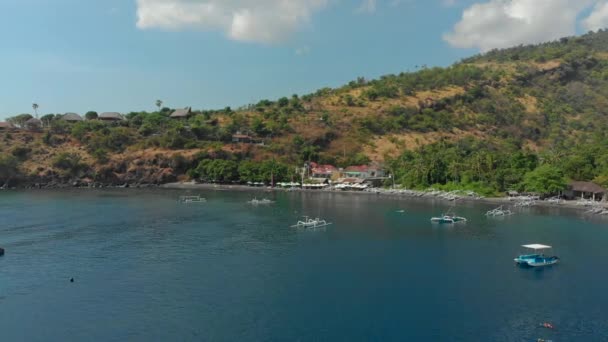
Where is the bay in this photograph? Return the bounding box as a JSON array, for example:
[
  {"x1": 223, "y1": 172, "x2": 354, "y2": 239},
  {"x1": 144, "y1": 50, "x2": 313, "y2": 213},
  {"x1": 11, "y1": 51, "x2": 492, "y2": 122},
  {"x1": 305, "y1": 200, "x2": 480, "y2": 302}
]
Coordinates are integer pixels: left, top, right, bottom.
[{"x1": 1, "y1": 189, "x2": 607, "y2": 341}]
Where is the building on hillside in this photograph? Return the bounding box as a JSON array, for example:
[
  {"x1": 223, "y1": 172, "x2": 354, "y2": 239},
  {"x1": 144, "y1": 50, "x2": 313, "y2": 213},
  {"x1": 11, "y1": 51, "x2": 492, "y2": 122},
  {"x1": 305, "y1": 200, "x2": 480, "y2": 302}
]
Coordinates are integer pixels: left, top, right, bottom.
[
  {"x1": 0, "y1": 122, "x2": 15, "y2": 130},
  {"x1": 564, "y1": 181, "x2": 606, "y2": 201},
  {"x1": 98, "y1": 112, "x2": 124, "y2": 122},
  {"x1": 170, "y1": 107, "x2": 192, "y2": 119},
  {"x1": 310, "y1": 162, "x2": 338, "y2": 178},
  {"x1": 61, "y1": 113, "x2": 84, "y2": 123},
  {"x1": 343, "y1": 165, "x2": 386, "y2": 179},
  {"x1": 24, "y1": 118, "x2": 42, "y2": 131}
]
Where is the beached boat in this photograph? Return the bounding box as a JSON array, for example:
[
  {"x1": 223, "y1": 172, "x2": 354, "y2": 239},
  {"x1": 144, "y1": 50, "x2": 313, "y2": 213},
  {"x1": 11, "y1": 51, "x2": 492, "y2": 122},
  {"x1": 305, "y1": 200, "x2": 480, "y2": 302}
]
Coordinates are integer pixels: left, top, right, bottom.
[
  {"x1": 291, "y1": 216, "x2": 332, "y2": 228},
  {"x1": 247, "y1": 198, "x2": 274, "y2": 205},
  {"x1": 179, "y1": 195, "x2": 206, "y2": 203},
  {"x1": 514, "y1": 244, "x2": 559, "y2": 267},
  {"x1": 485, "y1": 206, "x2": 513, "y2": 217}
]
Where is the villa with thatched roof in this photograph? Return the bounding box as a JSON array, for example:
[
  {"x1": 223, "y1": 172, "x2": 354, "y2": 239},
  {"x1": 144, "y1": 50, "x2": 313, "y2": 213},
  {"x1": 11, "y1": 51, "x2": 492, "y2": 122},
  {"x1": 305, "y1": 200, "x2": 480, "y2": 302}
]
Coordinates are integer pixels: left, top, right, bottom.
[
  {"x1": 0, "y1": 122, "x2": 15, "y2": 130},
  {"x1": 61, "y1": 113, "x2": 84, "y2": 122},
  {"x1": 564, "y1": 181, "x2": 606, "y2": 201},
  {"x1": 98, "y1": 112, "x2": 124, "y2": 122},
  {"x1": 24, "y1": 118, "x2": 42, "y2": 131},
  {"x1": 170, "y1": 107, "x2": 192, "y2": 119}
]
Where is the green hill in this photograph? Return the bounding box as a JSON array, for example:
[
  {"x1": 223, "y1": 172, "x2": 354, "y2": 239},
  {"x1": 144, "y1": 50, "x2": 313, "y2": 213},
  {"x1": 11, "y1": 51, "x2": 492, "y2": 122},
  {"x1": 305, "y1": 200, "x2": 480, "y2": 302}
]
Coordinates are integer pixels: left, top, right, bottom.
[{"x1": 4, "y1": 30, "x2": 608, "y2": 194}]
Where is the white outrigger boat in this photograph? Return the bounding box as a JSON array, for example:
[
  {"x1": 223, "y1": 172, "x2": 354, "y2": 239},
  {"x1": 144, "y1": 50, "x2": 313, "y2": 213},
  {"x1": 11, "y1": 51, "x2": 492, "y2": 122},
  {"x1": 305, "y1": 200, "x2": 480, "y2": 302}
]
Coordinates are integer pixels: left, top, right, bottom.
[
  {"x1": 514, "y1": 244, "x2": 560, "y2": 267},
  {"x1": 485, "y1": 206, "x2": 513, "y2": 217},
  {"x1": 291, "y1": 216, "x2": 332, "y2": 229},
  {"x1": 179, "y1": 195, "x2": 206, "y2": 203},
  {"x1": 247, "y1": 198, "x2": 274, "y2": 205}
]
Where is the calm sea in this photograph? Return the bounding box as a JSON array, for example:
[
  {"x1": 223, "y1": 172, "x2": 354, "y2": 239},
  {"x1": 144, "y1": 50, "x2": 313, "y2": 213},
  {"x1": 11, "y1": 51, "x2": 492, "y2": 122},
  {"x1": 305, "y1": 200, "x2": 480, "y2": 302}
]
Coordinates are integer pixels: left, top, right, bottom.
[{"x1": 1, "y1": 189, "x2": 607, "y2": 341}]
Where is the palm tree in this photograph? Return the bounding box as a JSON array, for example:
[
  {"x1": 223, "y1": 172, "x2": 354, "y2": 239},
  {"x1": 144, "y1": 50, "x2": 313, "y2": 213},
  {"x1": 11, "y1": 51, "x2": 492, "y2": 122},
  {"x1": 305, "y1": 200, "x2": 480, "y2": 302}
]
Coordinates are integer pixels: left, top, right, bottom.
[
  {"x1": 155, "y1": 100, "x2": 163, "y2": 112},
  {"x1": 32, "y1": 103, "x2": 39, "y2": 118}
]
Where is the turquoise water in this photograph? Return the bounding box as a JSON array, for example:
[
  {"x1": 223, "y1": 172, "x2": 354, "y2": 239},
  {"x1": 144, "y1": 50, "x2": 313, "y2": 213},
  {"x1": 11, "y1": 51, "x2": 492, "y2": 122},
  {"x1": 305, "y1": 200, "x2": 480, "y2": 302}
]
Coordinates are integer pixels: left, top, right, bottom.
[{"x1": 1, "y1": 189, "x2": 608, "y2": 341}]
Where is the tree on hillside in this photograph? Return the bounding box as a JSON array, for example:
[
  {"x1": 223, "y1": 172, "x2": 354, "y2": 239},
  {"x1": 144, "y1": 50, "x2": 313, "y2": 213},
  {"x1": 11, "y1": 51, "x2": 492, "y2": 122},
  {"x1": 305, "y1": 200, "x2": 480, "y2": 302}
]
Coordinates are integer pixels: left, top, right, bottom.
[
  {"x1": 277, "y1": 97, "x2": 289, "y2": 107},
  {"x1": 40, "y1": 114, "x2": 56, "y2": 127},
  {"x1": 156, "y1": 100, "x2": 163, "y2": 112},
  {"x1": 0, "y1": 155, "x2": 19, "y2": 187},
  {"x1": 52, "y1": 152, "x2": 87, "y2": 177},
  {"x1": 32, "y1": 103, "x2": 39, "y2": 118},
  {"x1": 522, "y1": 165, "x2": 566, "y2": 195},
  {"x1": 85, "y1": 111, "x2": 98, "y2": 120}
]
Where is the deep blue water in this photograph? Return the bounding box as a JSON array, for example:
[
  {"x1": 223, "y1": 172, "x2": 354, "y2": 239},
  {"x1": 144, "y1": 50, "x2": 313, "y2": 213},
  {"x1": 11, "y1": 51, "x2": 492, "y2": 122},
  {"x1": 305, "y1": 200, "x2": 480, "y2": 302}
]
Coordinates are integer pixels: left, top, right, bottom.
[{"x1": 1, "y1": 189, "x2": 608, "y2": 341}]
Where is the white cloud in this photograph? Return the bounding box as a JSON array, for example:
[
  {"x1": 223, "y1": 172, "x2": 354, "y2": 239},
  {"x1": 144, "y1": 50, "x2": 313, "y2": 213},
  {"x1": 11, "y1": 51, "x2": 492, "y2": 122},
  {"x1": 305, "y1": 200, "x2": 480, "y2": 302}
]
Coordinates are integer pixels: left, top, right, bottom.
[
  {"x1": 136, "y1": 0, "x2": 329, "y2": 44},
  {"x1": 583, "y1": 1, "x2": 608, "y2": 31},
  {"x1": 444, "y1": 0, "x2": 595, "y2": 52},
  {"x1": 357, "y1": 0, "x2": 377, "y2": 13}
]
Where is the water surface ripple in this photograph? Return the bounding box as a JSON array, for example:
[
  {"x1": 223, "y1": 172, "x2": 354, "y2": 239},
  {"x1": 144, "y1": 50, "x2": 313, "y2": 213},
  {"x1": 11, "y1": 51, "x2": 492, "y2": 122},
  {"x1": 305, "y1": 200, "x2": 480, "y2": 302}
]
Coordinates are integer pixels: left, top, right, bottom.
[{"x1": 1, "y1": 189, "x2": 607, "y2": 341}]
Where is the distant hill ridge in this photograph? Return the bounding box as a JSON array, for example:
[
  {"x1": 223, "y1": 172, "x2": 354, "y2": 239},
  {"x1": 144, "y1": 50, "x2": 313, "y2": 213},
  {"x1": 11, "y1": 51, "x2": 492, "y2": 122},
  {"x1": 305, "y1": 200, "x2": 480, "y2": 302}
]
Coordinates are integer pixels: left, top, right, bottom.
[{"x1": 3, "y1": 30, "x2": 608, "y2": 195}]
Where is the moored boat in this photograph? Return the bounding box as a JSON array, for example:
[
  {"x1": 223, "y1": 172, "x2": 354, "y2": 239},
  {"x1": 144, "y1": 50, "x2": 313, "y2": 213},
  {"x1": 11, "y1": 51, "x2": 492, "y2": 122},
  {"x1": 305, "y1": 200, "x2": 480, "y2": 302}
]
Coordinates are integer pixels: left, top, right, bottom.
[
  {"x1": 248, "y1": 198, "x2": 274, "y2": 205},
  {"x1": 291, "y1": 216, "x2": 332, "y2": 229},
  {"x1": 514, "y1": 244, "x2": 559, "y2": 267},
  {"x1": 431, "y1": 209, "x2": 467, "y2": 224},
  {"x1": 179, "y1": 195, "x2": 206, "y2": 203},
  {"x1": 485, "y1": 206, "x2": 513, "y2": 217}
]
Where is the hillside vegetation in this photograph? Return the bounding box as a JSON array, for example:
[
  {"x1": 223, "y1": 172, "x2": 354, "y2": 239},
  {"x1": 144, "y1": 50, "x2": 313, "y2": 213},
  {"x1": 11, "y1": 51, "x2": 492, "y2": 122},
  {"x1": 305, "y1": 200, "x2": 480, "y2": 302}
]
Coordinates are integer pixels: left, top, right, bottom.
[{"x1": 4, "y1": 30, "x2": 608, "y2": 194}]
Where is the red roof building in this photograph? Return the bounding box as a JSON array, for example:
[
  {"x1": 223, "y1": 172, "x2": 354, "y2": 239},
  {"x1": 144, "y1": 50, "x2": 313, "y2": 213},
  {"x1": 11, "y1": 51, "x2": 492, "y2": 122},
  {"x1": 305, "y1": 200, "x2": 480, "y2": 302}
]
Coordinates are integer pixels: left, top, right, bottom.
[{"x1": 310, "y1": 162, "x2": 338, "y2": 178}]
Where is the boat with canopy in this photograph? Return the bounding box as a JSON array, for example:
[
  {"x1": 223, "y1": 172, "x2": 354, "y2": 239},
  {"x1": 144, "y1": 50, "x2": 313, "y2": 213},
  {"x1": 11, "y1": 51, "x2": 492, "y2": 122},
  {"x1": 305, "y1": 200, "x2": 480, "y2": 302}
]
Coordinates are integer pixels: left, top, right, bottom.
[{"x1": 514, "y1": 244, "x2": 559, "y2": 267}]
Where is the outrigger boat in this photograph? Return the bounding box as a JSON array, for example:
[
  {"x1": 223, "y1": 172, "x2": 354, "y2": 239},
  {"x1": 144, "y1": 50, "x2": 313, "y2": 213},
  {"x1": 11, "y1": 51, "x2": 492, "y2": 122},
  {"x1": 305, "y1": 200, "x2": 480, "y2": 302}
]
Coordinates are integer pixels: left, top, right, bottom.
[
  {"x1": 179, "y1": 195, "x2": 207, "y2": 203},
  {"x1": 291, "y1": 216, "x2": 332, "y2": 229},
  {"x1": 485, "y1": 206, "x2": 513, "y2": 217},
  {"x1": 247, "y1": 198, "x2": 274, "y2": 205},
  {"x1": 514, "y1": 244, "x2": 559, "y2": 267},
  {"x1": 431, "y1": 209, "x2": 467, "y2": 224}
]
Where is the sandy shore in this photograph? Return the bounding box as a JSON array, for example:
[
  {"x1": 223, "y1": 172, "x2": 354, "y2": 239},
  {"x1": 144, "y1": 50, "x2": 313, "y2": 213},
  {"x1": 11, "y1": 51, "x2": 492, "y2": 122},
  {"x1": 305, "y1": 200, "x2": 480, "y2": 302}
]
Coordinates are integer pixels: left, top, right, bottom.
[{"x1": 161, "y1": 182, "x2": 606, "y2": 212}]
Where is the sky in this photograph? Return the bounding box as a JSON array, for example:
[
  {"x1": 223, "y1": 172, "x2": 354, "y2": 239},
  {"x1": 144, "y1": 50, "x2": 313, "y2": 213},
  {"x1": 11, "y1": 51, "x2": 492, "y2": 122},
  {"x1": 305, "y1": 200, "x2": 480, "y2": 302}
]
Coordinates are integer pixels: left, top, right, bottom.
[{"x1": 1, "y1": 0, "x2": 608, "y2": 119}]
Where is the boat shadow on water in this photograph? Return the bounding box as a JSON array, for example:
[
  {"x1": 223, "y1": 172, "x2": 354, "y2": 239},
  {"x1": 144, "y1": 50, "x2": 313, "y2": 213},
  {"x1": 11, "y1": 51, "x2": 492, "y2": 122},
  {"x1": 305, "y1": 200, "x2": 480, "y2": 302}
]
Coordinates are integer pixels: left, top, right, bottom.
[{"x1": 515, "y1": 263, "x2": 560, "y2": 280}]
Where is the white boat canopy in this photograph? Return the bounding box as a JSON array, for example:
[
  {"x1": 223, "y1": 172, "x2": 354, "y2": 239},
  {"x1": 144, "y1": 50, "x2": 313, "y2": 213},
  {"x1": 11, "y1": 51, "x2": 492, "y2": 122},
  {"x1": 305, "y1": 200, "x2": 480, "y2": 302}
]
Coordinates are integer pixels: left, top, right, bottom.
[{"x1": 522, "y1": 244, "x2": 552, "y2": 250}]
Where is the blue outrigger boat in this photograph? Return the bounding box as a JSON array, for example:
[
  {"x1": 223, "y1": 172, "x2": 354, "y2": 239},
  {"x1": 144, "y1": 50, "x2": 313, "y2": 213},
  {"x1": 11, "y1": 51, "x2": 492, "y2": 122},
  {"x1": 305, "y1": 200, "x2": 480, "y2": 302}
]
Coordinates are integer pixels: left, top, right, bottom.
[
  {"x1": 514, "y1": 244, "x2": 559, "y2": 267},
  {"x1": 431, "y1": 209, "x2": 467, "y2": 224}
]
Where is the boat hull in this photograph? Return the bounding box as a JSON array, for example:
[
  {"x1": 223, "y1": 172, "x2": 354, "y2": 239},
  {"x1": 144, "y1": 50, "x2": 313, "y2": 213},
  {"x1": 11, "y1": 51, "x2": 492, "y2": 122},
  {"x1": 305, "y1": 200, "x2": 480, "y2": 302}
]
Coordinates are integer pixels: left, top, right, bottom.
[{"x1": 514, "y1": 256, "x2": 559, "y2": 267}]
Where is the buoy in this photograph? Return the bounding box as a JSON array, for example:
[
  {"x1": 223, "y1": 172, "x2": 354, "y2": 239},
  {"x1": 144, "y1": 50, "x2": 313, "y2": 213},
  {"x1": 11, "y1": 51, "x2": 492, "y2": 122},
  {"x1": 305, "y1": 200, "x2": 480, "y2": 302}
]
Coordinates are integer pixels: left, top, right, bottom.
[
  {"x1": 0, "y1": 247, "x2": 4, "y2": 256},
  {"x1": 70, "y1": 278, "x2": 74, "y2": 283},
  {"x1": 540, "y1": 322, "x2": 554, "y2": 329}
]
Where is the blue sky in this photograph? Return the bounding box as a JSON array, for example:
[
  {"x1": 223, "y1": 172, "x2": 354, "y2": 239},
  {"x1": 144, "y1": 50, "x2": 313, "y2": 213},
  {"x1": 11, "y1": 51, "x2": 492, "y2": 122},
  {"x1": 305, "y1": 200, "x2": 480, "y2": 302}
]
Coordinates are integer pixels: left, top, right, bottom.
[{"x1": 0, "y1": 0, "x2": 606, "y2": 119}]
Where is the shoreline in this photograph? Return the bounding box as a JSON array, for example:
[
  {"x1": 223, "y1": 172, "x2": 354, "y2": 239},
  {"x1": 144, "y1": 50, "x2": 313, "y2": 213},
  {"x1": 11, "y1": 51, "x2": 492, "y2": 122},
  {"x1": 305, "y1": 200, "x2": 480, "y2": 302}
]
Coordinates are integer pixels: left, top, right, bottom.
[
  {"x1": 2, "y1": 181, "x2": 604, "y2": 214},
  {"x1": 160, "y1": 182, "x2": 607, "y2": 213}
]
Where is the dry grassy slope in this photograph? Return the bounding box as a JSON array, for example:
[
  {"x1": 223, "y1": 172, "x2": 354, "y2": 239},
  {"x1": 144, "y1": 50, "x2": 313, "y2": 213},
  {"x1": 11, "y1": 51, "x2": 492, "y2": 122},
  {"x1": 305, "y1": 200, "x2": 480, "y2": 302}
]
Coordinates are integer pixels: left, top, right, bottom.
[
  {"x1": 238, "y1": 60, "x2": 550, "y2": 163},
  {"x1": 2, "y1": 58, "x2": 565, "y2": 172},
  {"x1": 1, "y1": 132, "x2": 204, "y2": 177},
  {"x1": 0, "y1": 132, "x2": 92, "y2": 176},
  {"x1": 253, "y1": 85, "x2": 478, "y2": 163}
]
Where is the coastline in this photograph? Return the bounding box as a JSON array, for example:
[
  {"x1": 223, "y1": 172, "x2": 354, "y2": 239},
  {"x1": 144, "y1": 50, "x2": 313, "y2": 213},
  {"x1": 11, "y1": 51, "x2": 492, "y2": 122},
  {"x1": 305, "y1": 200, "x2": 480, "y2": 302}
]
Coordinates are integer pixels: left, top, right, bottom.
[
  {"x1": 160, "y1": 182, "x2": 607, "y2": 212},
  {"x1": 2, "y1": 180, "x2": 604, "y2": 214}
]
